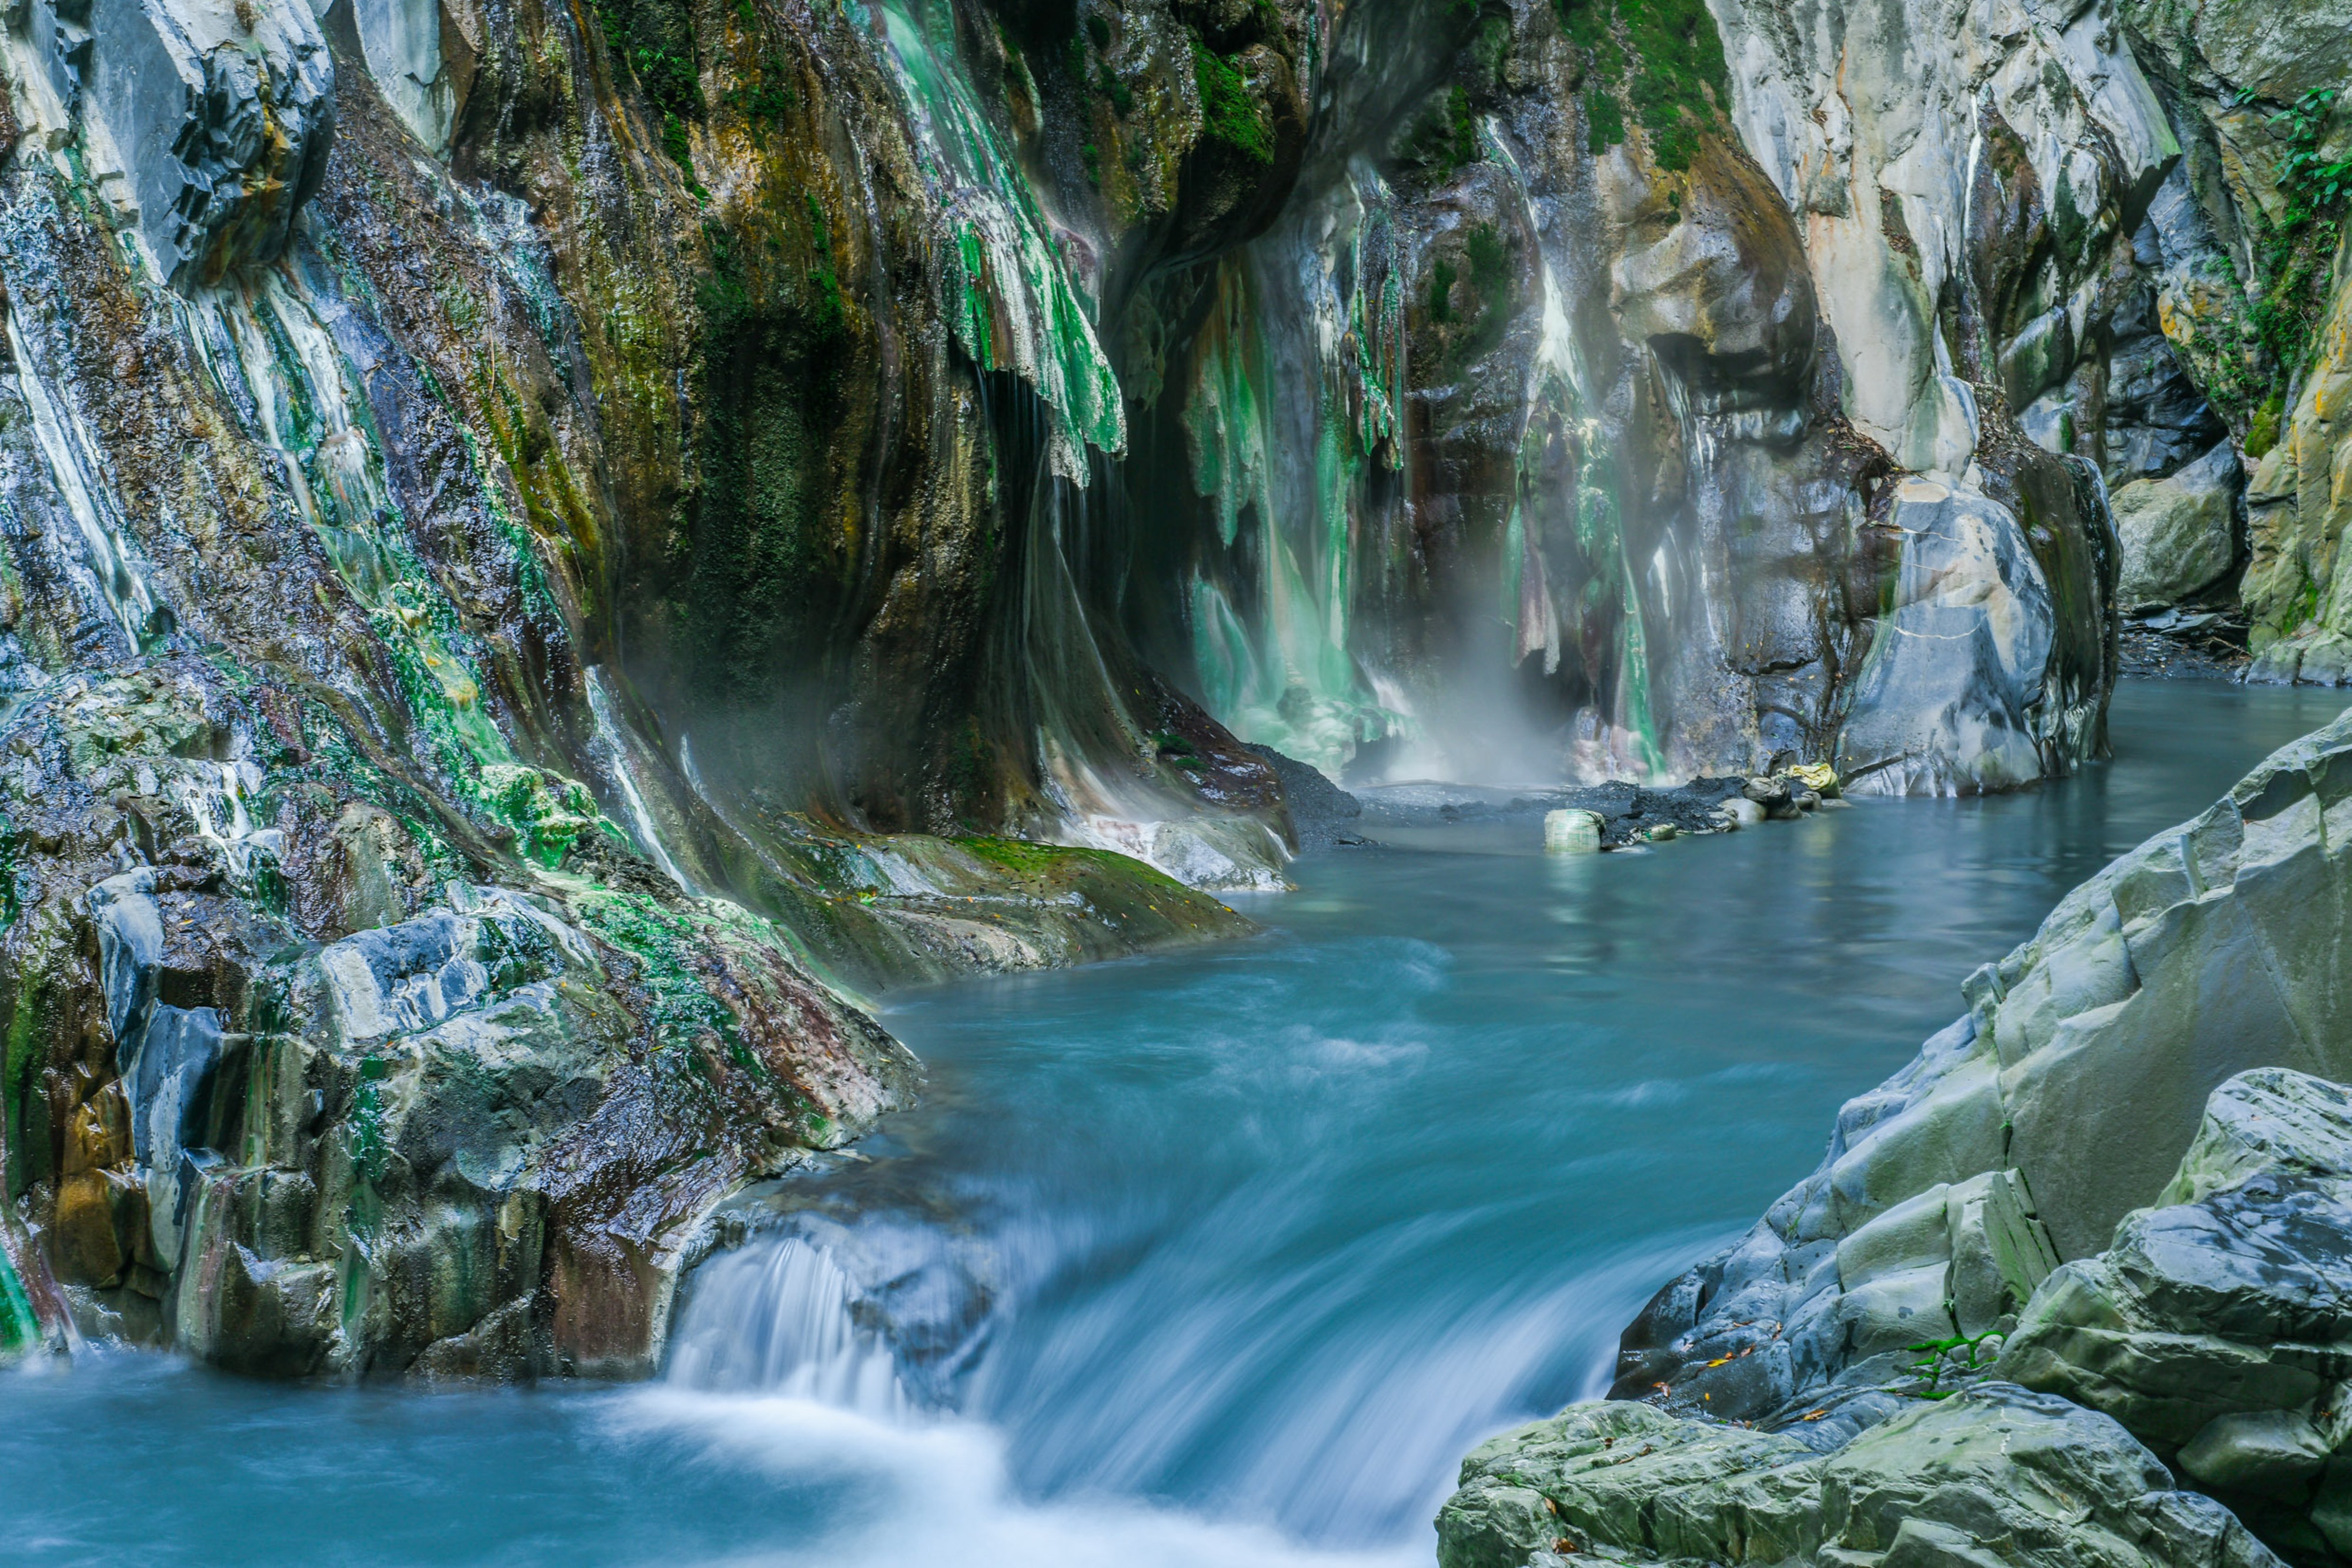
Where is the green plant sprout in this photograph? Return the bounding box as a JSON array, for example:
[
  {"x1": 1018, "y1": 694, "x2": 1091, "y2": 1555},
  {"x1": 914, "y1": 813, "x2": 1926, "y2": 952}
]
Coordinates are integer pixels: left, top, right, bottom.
[{"x1": 1904, "y1": 1329, "x2": 2005, "y2": 1399}]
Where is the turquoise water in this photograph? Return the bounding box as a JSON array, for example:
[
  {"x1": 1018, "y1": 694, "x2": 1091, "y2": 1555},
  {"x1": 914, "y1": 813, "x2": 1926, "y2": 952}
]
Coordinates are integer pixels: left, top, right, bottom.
[{"x1": 4, "y1": 681, "x2": 2344, "y2": 1567}]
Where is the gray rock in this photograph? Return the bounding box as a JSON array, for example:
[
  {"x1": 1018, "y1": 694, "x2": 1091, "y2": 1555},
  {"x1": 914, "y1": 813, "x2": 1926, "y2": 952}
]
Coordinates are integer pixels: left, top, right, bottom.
[
  {"x1": 1831, "y1": 478, "x2": 2066, "y2": 796},
  {"x1": 1436, "y1": 1386, "x2": 2283, "y2": 1568},
  {"x1": 2114, "y1": 442, "x2": 2241, "y2": 611},
  {"x1": 2000, "y1": 1070, "x2": 2352, "y2": 1550},
  {"x1": 1241, "y1": 741, "x2": 1361, "y2": 850},
  {"x1": 1612, "y1": 709, "x2": 2352, "y2": 1444},
  {"x1": 47, "y1": 0, "x2": 335, "y2": 289},
  {"x1": 2104, "y1": 290, "x2": 2231, "y2": 487}
]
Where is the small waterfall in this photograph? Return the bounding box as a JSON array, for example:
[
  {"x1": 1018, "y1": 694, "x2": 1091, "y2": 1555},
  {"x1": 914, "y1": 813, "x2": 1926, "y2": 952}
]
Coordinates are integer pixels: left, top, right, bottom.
[
  {"x1": 1177, "y1": 178, "x2": 1409, "y2": 780},
  {"x1": 667, "y1": 1235, "x2": 912, "y2": 1417},
  {"x1": 171, "y1": 760, "x2": 286, "y2": 888},
  {"x1": 584, "y1": 666, "x2": 696, "y2": 895}
]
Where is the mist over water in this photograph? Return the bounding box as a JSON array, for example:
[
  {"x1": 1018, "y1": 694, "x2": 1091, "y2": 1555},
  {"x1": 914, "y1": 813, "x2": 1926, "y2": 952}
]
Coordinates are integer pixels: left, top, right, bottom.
[{"x1": 5, "y1": 681, "x2": 2345, "y2": 1567}]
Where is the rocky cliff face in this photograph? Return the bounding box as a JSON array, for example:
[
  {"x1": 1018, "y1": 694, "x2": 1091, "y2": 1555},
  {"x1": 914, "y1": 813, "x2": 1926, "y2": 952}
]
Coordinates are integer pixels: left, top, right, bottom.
[
  {"x1": 0, "y1": 0, "x2": 1279, "y2": 1377},
  {"x1": 0, "y1": 0, "x2": 2298, "y2": 1380},
  {"x1": 1140, "y1": 0, "x2": 2122, "y2": 791}
]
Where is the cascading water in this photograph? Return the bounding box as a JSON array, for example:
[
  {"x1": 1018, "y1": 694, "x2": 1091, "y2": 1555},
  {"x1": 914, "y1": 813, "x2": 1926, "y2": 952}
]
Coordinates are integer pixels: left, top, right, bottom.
[
  {"x1": 1179, "y1": 202, "x2": 1411, "y2": 780},
  {"x1": 874, "y1": 0, "x2": 1123, "y2": 482},
  {"x1": 585, "y1": 665, "x2": 698, "y2": 894},
  {"x1": 666, "y1": 1235, "x2": 911, "y2": 1416}
]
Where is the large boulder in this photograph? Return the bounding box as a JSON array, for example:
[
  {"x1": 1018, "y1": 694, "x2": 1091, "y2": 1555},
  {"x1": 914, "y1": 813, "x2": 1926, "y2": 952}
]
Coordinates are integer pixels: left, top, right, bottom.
[
  {"x1": 2006, "y1": 1069, "x2": 2352, "y2": 1562},
  {"x1": 1832, "y1": 476, "x2": 2063, "y2": 795},
  {"x1": 2115, "y1": 442, "x2": 2243, "y2": 611},
  {"x1": 1437, "y1": 1386, "x2": 2280, "y2": 1568}
]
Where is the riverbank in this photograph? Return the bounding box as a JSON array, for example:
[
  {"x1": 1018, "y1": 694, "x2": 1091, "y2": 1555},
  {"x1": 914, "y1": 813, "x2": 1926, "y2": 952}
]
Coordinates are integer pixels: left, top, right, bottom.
[{"x1": 1441, "y1": 686, "x2": 2352, "y2": 1567}]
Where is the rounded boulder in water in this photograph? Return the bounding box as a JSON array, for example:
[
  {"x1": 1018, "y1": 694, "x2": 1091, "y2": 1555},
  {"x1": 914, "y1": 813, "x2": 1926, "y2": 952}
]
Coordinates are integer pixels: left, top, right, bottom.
[{"x1": 1544, "y1": 810, "x2": 1602, "y2": 853}]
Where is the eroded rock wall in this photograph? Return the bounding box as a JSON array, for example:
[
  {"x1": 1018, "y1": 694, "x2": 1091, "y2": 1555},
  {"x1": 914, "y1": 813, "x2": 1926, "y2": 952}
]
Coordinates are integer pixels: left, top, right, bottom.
[
  {"x1": 1137, "y1": 0, "x2": 2121, "y2": 794},
  {"x1": 0, "y1": 0, "x2": 1282, "y2": 1378}
]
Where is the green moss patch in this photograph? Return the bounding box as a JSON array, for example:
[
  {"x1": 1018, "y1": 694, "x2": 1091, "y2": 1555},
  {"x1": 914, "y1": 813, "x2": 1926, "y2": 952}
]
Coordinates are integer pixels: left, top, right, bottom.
[
  {"x1": 1555, "y1": 0, "x2": 1727, "y2": 172},
  {"x1": 1192, "y1": 35, "x2": 1275, "y2": 166},
  {"x1": 595, "y1": 0, "x2": 703, "y2": 120}
]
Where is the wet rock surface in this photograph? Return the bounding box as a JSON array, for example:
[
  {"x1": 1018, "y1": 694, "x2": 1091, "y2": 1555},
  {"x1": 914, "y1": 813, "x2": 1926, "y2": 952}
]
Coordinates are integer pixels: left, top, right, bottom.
[
  {"x1": 1359, "y1": 773, "x2": 1818, "y2": 848},
  {"x1": 2122, "y1": 611, "x2": 2254, "y2": 681},
  {"x1": 2005, "y1": 1069, "x2": 2352, "y2": 1563},
  {"x1": 1608, "y1": 705, "x2": 2352, "y2": 1439},
  {"x1": 1439, "y1": 1385, "x2": 2280, "y2": 1568},
  {"x1": 1441, "y1": 703, "x2": 2352, "y2": 1567},
  {"x1": 0, "y1": 0, "x2": 2331, "y2": 1412},
  {"x1": 1242, "y1": 743, "x2": 1364, "y2": 850}
]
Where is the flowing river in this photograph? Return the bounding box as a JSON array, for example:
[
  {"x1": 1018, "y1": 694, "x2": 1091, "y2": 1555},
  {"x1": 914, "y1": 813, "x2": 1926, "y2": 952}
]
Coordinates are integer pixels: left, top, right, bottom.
[{"x1": 6, "y1": 680, "x2": 2345, "y2": 1567}]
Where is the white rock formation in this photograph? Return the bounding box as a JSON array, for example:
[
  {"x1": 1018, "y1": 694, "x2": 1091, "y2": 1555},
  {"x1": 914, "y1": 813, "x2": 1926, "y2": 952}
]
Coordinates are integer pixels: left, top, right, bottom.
[{"x1": 11, "y1": 0, "x2": 335, "y2": 289}]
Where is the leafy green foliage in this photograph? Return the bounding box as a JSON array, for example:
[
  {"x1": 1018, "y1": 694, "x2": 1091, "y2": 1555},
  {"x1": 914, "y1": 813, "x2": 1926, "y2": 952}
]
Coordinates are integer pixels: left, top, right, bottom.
[
  {"x1": 1453, "y1": 222, "x2": 1514, "y2": 365},
  {"x1": 1426, "y1": 223, "x2": 1516, "y2": 367},
  {"x1": 1100, "y1": 66, "x2": 1133, "y2": 118},
  {"x1": 1401, "y1": 85, "x2": 1480, "y2": 182},
  {"x1": 2242, "y1": 87, "x2": 2350, "y2": 379},
  {"x1": 2273, "y1": 88, "x2": 2352, "y2": 210},
  {"x1": 726, "y1": 49, "x2": 798, "y2": 139},
  {"x1": 594, "y1": 0, "x2": 704, "y2": 125},
  {"x1": 661, "y1": 111, "x2": 694, "y2": 169},
  {"x1": 1905, "y1": 1330, "x2": 2004, "y2": 1398}
]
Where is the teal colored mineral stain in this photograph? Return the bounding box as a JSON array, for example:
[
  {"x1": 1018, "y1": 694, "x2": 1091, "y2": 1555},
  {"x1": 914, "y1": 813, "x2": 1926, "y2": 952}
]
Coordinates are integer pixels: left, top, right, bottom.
[
  {"x1": 1178, "y1": 120, "x2": 1672, "y2": 781},
  {"x1": 1180, "y1": 260, "x2": 1402, "y2": 778},
  {"x1": 877, "y1": 0, "x2": 1124, "y2": 477},
  {"x1": 0, "y1": 1243, "x2": 37, "y2": 1355},
  {"x1": 177, "y1": 275, "x2": 632, "y2": 869}
]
